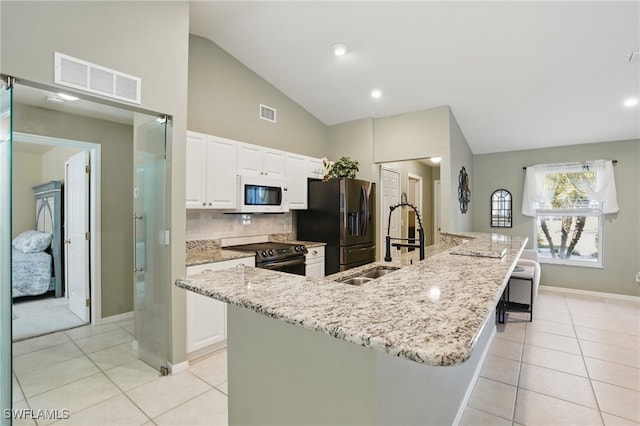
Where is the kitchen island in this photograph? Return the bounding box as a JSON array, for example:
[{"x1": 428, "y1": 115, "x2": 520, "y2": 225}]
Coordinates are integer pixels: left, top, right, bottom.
[{"x1": 176, "y1": 232, "x2": 527, "y2": 425}]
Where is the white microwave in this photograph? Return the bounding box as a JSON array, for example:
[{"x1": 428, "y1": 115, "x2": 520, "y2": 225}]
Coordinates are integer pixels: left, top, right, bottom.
[{"x1": 236, "y1": 174, "x2": 289, "y2": 213}]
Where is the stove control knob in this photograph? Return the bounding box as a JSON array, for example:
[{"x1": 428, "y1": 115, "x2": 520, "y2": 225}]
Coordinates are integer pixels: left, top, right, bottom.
[
  {"x1": 294, "y1": 246, "x2": 300, "y2": 252},
  {"x1": 261, "y1": 250, "x2": 267, "y2": 257},
  {"x1": 268, "y1": 249, "x2": 274, "y2": 256}
]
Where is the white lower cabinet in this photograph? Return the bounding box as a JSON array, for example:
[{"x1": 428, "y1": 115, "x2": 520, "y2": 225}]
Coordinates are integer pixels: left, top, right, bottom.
[
  {"x1": 186, "y1": 257, "x2": 255, "y2": 356},
  {"x1": 305, "y1": 246, "x2": 325, "y2": 278}
]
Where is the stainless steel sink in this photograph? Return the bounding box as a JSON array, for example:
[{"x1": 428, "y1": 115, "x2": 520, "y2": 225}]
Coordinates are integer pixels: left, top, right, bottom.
[
  {"x1": 339, "y1": 266, "x2": 401, "y2": 285},
  {"x1": 360, "y1": 267, "x2": 399, "y2": 279},
  {"x1": 341, "y1": 277, "x2": 374, "y2": 286}
]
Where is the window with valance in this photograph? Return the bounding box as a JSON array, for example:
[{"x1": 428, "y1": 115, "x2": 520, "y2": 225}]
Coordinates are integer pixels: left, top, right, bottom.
[{"x1": 521, "y1": 160, "x2": 618, "y2": 267}]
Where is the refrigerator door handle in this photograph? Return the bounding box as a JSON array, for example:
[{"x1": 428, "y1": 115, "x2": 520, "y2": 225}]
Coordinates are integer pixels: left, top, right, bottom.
[
  {"x1": 347, "y1": 245, "x2": 375, "y2": 253},
  {"x1": 359, "y1": 186, "x2": 367, "y2": 237}
]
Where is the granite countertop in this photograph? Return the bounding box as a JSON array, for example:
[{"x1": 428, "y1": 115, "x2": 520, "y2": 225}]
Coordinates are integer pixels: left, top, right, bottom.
[
  {"x1": 186, "y1": 238, "x2": 326, "y2": 266},
  {"x1": 177, "y1": 232, "x2": 527, "y2": 366}
]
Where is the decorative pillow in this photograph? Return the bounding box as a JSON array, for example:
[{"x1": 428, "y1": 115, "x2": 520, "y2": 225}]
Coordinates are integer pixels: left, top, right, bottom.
[{"x1": 12, "y1": 230, "x2": 53, "y2": 253}]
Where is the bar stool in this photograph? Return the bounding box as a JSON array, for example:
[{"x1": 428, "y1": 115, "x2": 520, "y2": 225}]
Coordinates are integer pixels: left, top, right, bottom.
[{"x1": 498, "y1": 250, "x2": 540, "y2": 323}]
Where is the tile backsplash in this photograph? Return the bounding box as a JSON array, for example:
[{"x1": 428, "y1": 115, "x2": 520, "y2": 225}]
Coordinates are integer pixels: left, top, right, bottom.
[{"x1": 186, "y1": 210, "x2": 293, "y2": 241}]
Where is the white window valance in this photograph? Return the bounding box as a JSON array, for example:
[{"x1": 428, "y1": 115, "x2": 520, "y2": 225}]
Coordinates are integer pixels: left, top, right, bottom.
[{"x1": 522, "y1": 159, "x2": 619, "y2": 216}]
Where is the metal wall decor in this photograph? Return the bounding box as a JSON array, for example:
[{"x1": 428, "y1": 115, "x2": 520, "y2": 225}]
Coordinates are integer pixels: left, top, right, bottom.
[
  {"x1": 490, "y1": 189, "x2": 512, "y2": 228},
  {"x1": 458, "y1": 167, "x2": 471, "y2": 214}
]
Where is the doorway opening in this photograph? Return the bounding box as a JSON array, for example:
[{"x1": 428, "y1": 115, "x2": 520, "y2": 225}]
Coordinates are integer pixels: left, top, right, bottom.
[
  {"x1": 11, "y1": 131, "x2": 100, "y2": 341},
  {"x1": 8, "y1": 80, "x2": 136, "y2": 342},
  {"x1": 406, "y1": 173, "x2": 423, "y2": 251},
  {"x1": 380, "y1": 166, "x2": 401, "y2": 260}
]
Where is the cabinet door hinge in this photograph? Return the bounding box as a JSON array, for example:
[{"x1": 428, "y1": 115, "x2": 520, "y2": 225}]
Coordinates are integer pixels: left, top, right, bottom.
[
  {"x1": 85, "y1": 232, "x2": 91, "y2": 240},
  {"x1": 85, "y1": 165, "x2": 91, "y2": 174},
  {"x1": 85, "y1": 298, "x2": 91, "y2": 307}
]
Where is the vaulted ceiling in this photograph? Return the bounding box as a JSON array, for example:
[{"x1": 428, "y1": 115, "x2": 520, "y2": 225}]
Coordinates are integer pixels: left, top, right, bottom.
[{"x1": 190, "y1": 1, "x2": 639, "y2": 154}]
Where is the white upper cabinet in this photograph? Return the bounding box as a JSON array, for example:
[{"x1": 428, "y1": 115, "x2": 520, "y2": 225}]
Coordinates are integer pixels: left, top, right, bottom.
[
  {"x1": 287, "y1": 154, "x2": 325, "y2": 210},
  {"x1": 286, "y1": 153, "x2": 308, "y2": 210},
  {"x1": 186, "y1": 131, "x2": 237, "y2": 209},
  {"x1": 237, "y1": 142, "x2": 285, "y2": 179},
  {"x1": 185, "y1": 131, "x2": 208, "y2": 209},
  {"x1": 307, "y1": 157, "x2": 324, "y2": 180},
  {"x1": 187, "y1": 131, "x2": 325, "y2": 210}
]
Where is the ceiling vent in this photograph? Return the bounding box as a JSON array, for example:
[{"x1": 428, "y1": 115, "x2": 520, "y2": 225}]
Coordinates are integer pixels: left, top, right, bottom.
[
  {"x1": 259, "y1": 104, "x2": 277, "y2": 123},
  {"x1": 54, "y1": 52, "x2": 141, "y2": 104}
]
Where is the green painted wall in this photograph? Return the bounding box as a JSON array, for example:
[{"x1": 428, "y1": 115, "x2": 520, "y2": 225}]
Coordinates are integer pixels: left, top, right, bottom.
[
  {"x1": 12, "y1": 142, "x2": 82, "y2": 239},
  {"x1": 11, "y1": 149, "x2": 42, "y2": 238},
  {"x1": 473, "y1": 139, "x2": 640, "y2": 297},
  {"x1": 327, "y1": 118, "x2": 375, "y2": 181},
  {"x1": 13, "y1": 103, "x2": 135, "y2": 316},
  {"x1": 188, "y1": 35, "x2": 327, "y2": 157},
  {"x1": 1, "y1": 0, "x2": 190, "y2": 363}
]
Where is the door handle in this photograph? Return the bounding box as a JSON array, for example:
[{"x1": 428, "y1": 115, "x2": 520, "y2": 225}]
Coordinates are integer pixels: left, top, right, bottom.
[
  {"x1": 359, "y1": 186, "x2": 368, "y2": 237},
  {"x1": 133, "y1": 213, "x2": 143, "y2": 273}
]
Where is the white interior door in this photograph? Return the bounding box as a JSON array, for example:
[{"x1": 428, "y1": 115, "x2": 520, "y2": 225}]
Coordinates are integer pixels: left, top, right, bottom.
[
  {"x1": 65, "y1": 151, "x2": 90, "y2": 322},
  {"x1": 407, "y1": 173, "x2": 423, "y2": 248},
  {"x1": 381, "y1": 166, "x2": 401, "y2": 260}
]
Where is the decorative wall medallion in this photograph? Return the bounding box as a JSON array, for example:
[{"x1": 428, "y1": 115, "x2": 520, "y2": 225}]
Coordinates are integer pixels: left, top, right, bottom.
[{"x1": 458, "y1": 167, "x2": 471, "y2": 214}]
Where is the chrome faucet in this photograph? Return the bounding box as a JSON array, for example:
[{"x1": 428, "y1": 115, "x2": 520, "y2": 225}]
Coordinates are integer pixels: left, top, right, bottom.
[{"x1": 384, "y1": 195, "x2": 426, "y2": 262}]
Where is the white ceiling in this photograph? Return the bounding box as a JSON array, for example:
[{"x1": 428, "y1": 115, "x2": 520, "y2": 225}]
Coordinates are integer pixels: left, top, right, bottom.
[
  {"x1": 15, "y1": 85, "x2": 133, "y2": 126},
  {"x1": 190, "y1": 1, "x2": 640, "y2": 155}
]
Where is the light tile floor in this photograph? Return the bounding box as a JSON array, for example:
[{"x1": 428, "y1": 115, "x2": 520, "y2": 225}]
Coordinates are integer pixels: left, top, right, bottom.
[
  {"x1": 10, "y1": 290, "x2": 639, "y2": 425},
  {"x1": 461, "y1": 290, "x2": 640, "y2": 426}
]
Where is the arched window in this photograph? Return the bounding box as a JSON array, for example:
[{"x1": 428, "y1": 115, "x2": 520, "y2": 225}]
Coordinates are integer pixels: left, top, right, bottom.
[{"x1": 491, "y1": 189, "x2": 512, "y2": 228}]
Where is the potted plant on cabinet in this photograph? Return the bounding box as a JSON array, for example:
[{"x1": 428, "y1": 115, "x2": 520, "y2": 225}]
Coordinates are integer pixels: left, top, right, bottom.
[{"x1": 327, "y1": 157, "x2": 359, "y2": 179}]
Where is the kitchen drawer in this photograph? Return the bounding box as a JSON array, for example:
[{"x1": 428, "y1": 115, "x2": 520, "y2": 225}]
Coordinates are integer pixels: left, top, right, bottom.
[{"x1": 305, "y1": 246, "x2": 325, "y2": 261}]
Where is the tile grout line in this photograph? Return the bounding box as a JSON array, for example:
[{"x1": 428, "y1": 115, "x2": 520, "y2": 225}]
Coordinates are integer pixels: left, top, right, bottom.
[
  {"x1": 511, "y1": 305, "x2": 532, "y2": 425},
  {"x1": 568, "y1": 293, "x2": 608, "y2": 426},
  {"x1": 75, "y1": 323, "x2": 156, "y2": 425},
  {"x1": 26, "y1": 324, "x2": 155, "y2": 426},
  {"x1": 146, "y1": 372, "x2": 214, "y2": 423}
]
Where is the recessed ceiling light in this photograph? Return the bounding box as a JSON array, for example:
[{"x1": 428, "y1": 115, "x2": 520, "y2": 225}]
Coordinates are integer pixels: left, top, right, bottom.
[
  {"x1": 623, "y1": 97, "x2": 638, "y2": 107},
  {"x1": 332, "y1": 44, "x2": 348, "y2": 57},
  {"x1": 371, "y1": 89, "x2": 382, "y2": 99},
  {"x1": 430, "y1": 157, "x2": 442, "y2": 164},
  {"x1": 57, "y1": 92, "x2": 79, "y2": 101}
]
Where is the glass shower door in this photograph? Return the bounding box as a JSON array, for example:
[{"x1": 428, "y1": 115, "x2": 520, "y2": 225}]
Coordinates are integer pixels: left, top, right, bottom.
[
  {"x1": 134, "y1": 114, "x2": 170, "y2": 373},
  {"x1": 0, "y1": 79, "x2": 13, "y2": 425}
]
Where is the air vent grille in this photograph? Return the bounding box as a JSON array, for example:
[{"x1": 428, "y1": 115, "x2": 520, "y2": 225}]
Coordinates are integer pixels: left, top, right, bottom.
[
  {"x1": 259, "y1": 104, "x2": 277, "y2": 123},
  {"x1": 54, "y1": 52, "x2": 141, "y2": 104}
]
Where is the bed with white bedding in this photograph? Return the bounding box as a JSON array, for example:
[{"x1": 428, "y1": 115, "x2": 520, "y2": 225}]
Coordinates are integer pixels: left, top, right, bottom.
[
  {"x1": 12, "y1": 248, "x2": 53, "y2": 297},
  {"x1": 12, "y1": 181, "x2": 64, "y2": 299}
]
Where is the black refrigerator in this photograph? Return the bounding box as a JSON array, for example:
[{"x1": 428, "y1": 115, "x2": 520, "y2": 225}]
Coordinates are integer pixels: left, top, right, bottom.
[{"x1": 297, "y1": 178, "x2": 376, "y2": 275}]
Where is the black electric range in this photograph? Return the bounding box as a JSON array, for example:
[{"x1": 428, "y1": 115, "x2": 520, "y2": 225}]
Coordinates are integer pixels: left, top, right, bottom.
[{"x1": 230, "y1": 242, "x2": 308, "y2": 275}]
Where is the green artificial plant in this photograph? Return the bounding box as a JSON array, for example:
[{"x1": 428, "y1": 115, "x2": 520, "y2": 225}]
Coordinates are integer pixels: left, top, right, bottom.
[{"x1": 328, "y1": 157, "x2": 359, "y2": 179}]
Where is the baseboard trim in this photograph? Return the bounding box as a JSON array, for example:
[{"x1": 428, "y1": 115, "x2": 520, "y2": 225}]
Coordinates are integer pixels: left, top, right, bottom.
[
  {"x1": 540, "y1": 285, "x2": 640, "y2": 303},
  {"x1": 168, "y1": 360, "x2": 189, "y2": 375},
  {"x1": 187, "y1": 340, "x2": 227, "y2": 362},
  {"x1": 101, "y1": 311, "x2": 134, "y2": 324}
]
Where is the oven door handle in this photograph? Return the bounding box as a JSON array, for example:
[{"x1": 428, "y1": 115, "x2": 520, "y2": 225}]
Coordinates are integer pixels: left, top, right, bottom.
[{"x1": 259, "y1": 257, "x2": 306, "y2": 269}]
